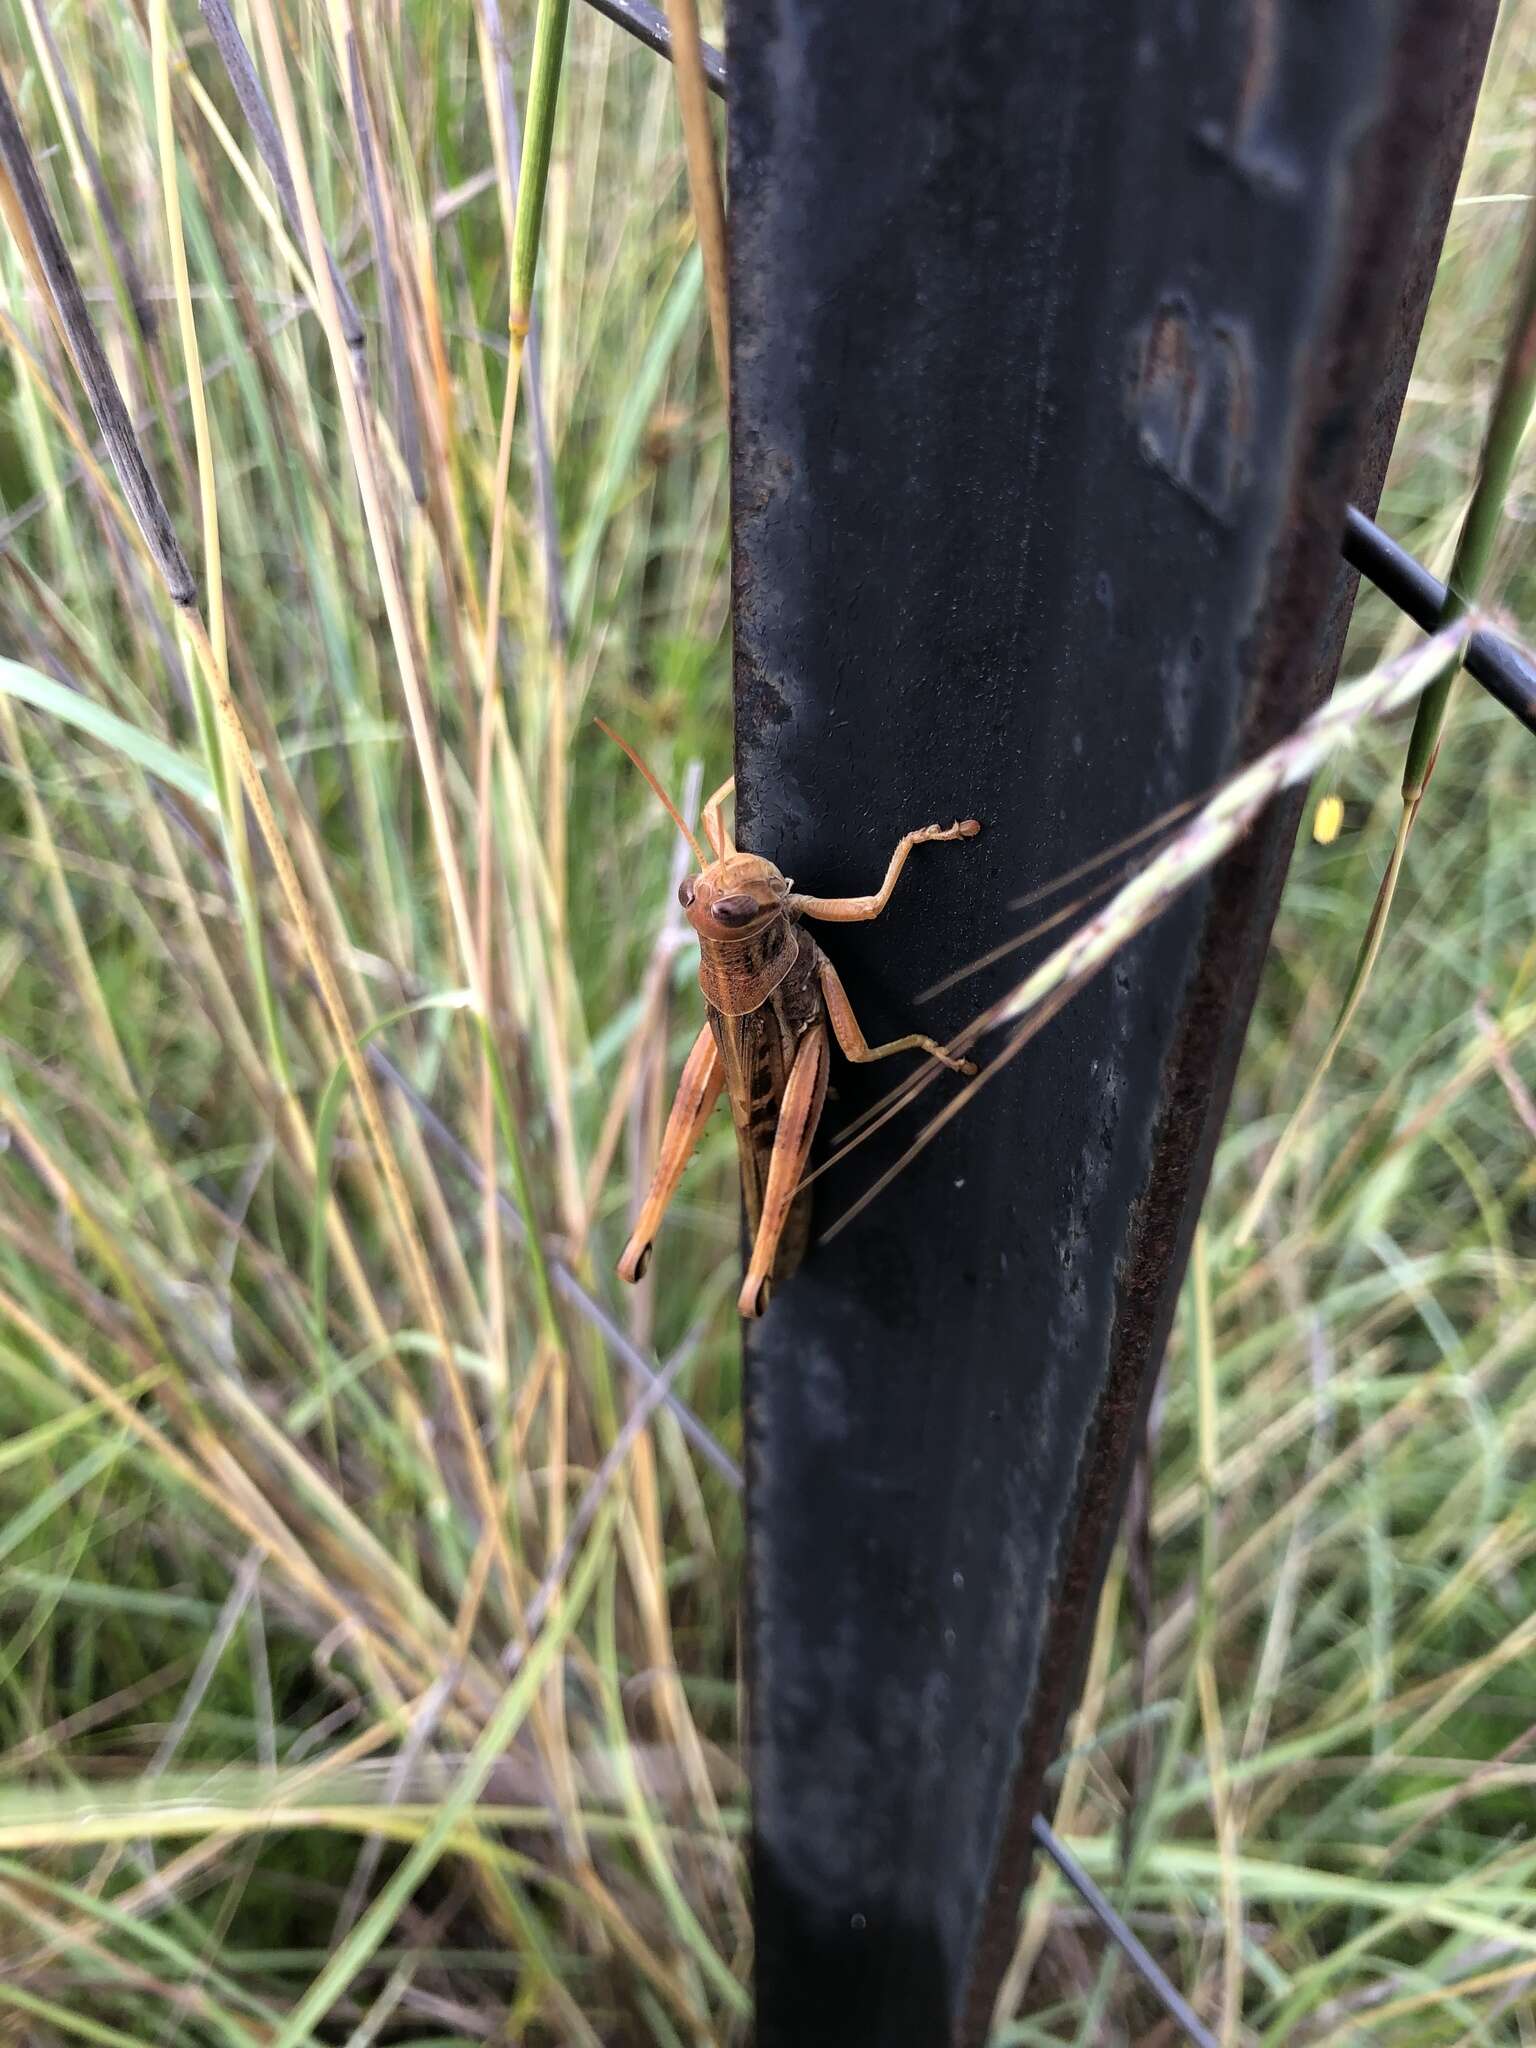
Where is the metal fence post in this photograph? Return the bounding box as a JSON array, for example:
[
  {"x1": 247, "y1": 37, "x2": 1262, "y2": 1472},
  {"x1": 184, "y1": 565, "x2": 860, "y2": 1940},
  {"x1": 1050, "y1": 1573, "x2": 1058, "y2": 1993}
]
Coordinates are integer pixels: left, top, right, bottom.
[{"x1": 726, "y1": 2, "x2": 1496, "y2": 2041}]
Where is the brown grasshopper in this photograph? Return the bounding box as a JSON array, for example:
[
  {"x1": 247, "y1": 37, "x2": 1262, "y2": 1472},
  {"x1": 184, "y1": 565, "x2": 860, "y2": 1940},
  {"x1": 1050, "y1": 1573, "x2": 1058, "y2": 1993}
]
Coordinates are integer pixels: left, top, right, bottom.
[{"x1": 600, "y1": 724, "x2": 980, "y2": 1318}]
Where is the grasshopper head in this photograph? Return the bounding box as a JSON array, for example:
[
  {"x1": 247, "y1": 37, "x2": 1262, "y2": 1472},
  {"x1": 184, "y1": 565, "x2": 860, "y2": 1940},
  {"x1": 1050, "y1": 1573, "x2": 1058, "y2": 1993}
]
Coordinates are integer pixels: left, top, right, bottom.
[{"x1": 679, "y1": 853, "x2": 789, "y2": 941}]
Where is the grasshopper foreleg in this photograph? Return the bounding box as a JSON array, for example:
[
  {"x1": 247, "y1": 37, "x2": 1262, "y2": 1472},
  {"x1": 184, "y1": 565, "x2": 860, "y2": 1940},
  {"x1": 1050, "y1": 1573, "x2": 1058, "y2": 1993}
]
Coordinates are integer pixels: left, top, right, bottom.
[
  {"x1": 789, "y1": 817, "x2": 980, "y2": 923},
  {"x1": 618, "y1": 1021, "x2": 726, "y2": 1284}
]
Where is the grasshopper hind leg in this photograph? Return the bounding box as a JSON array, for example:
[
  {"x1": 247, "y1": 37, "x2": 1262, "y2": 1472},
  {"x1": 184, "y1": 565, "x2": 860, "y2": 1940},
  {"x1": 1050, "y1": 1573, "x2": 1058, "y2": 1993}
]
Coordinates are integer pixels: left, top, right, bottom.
[
  {"x1": 618, "y1": 1022, "x2": 725, "y2": 1285},
  {"x1": 739, "y1": 1022, "x2": 829, "y2": 1318}
]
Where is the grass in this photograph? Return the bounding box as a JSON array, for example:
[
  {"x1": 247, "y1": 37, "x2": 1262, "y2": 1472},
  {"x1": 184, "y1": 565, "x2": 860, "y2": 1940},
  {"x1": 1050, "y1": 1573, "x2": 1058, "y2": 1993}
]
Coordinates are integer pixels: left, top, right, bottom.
[{"x1": 0, "y1": 0, "x2": 1533, "y2": 2042}]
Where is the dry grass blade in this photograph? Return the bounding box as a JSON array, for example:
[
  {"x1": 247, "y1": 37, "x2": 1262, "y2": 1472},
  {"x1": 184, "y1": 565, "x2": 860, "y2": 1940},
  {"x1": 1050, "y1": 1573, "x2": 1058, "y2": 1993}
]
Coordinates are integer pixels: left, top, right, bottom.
[
  {"x1": 19, "y1": 0, "x2": 158, "y2": 341},
  {"x1": 821, "y1": 624, "x2": 1476, "y2": 1238},
  {"x1": 0, "y1": 21, "x2": 522, "y2": 1626},
  {"x1": 197, "y1": 0, "x2": 368, "y2": 369},
  {"x1": 343, "y1": 29, "x2": 425, "y2": 502},
  {"x1": 918, "y1": 855, "x2": 1156, "y2": 1004},
  {"x1": 245, "y1": 0, "x2": 479, "y2": 985},
  {"x1": 0, "y1": 70, "x2": 193, "y2": 602},
  {"x1": 373, "y1": 1051, "x2": 744, "y2": 1488},
  {"x1": 663, "y1": 0, "x2": 729, "y2": 398}
]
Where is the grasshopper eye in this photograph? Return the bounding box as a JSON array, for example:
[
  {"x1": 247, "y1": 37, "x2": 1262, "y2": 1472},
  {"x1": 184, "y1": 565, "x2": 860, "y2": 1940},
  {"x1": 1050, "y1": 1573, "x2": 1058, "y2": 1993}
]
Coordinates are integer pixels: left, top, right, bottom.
[
  {"x1": 677, "y1": 877, "x2": 696, "y2": 909},
  {"x1": 711, "y1": 892, "x2": 759, "y2": 926}
]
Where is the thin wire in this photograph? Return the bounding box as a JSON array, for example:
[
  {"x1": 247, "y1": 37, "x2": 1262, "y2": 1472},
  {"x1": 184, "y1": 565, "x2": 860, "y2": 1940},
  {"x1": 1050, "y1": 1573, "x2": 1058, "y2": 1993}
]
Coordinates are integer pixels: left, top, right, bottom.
[
  {"x1": 1032, "y1": 1817, "x2": 1222, "y2": 2048},
  {"x1": 582, "y1": 0, "x2": 726, "y2": 94},
  {"x1": 1342, "y1": 505, "x2": 1536, "y2": 733}
]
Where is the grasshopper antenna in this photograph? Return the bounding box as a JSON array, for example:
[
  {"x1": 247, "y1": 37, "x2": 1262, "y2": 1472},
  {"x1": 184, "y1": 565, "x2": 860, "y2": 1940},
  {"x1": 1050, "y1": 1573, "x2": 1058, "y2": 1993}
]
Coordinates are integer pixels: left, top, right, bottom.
[{"x1": 595, "y1": 718, "x2": 711, "y2": 868}]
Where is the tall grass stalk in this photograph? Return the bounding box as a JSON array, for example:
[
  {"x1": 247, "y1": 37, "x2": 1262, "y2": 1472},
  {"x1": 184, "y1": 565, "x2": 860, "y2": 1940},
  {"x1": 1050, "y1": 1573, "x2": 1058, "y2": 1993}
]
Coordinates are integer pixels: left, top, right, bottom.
[{"x1": 661, "y1": 0, "x2": 728, "y2": 397}]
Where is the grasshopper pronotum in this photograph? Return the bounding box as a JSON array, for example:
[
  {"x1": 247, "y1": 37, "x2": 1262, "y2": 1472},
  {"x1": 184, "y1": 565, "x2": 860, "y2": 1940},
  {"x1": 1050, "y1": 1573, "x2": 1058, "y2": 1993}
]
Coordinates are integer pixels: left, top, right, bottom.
[{"x1": 600, "y1": 724, "x2": 981, "y2": 1317}]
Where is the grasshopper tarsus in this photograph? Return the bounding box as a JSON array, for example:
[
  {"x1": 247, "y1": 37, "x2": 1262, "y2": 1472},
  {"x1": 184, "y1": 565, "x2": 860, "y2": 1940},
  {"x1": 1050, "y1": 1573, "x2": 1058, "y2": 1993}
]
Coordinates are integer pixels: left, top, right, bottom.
[
  {"x1": 742, "y1": 1275, "x2": 772, "y2": 1318},
  {"x1": 619, "y1": 1240, "x2": 652, "y2": 1284},
  {"x1": 605, "y1": 728, "x2": 979, "y2": 1313}
]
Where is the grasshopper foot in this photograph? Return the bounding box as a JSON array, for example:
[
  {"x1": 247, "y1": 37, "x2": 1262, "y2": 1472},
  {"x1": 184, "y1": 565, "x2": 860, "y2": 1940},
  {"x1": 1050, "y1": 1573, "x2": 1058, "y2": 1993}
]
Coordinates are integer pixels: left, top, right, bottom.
[
  {"x1": 738, "y1": 1273, "x2": 772, "y2": 1319},
  {"x1": 617, "y1": 1238, "x2": 652, "y2": 1285}
]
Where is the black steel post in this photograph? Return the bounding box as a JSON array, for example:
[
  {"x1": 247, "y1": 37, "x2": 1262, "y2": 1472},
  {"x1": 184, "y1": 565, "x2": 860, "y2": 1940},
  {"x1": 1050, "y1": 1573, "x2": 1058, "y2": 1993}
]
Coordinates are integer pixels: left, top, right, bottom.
[{"x1": 727, "y1": 3, "x2": 1496, "y2": 2043}]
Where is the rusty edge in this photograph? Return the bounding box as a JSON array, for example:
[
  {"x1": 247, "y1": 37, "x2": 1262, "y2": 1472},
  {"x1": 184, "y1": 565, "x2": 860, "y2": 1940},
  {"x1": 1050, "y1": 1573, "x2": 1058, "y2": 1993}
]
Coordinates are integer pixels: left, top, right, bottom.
[{"x1": 958, "y1": 2, "x2": 1501, "y2": 2038}]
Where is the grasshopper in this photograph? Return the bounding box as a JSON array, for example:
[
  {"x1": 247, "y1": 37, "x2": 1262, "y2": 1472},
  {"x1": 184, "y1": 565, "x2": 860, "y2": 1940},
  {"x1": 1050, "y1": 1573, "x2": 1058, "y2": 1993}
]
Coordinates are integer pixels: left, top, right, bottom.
[{"x1": 600, "y1": 724, "x2": 981, "y2": 1317}]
